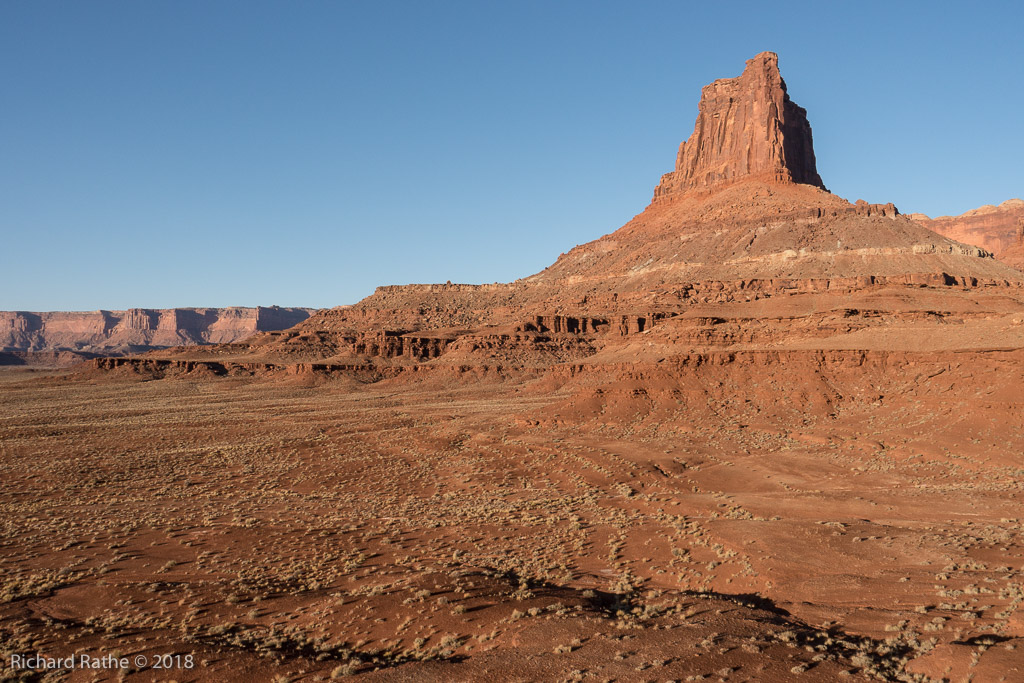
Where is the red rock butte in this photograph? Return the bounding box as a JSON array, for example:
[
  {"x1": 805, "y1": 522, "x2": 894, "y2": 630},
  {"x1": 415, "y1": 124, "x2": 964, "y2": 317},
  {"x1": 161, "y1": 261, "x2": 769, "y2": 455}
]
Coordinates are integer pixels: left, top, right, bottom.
[
  {"x1": 81, "y1": 51, "x2": 1023, "y2": 377},
  {"x1": 654, "y1": 51, "x2": 825, "y2": 200}
]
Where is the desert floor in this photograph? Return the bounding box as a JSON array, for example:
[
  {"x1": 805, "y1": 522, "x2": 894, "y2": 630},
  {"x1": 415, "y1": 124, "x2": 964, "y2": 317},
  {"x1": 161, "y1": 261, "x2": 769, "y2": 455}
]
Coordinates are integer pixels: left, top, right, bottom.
[{"x1": 1, "y1": 364, "x2": 1022, "y2": 682}]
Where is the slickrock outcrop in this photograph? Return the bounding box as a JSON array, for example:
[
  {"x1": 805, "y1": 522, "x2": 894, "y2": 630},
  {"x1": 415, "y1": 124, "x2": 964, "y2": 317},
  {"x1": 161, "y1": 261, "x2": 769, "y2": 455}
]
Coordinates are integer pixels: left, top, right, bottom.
[
  {"x1": 909, "y1": 198, "x2": 1024, "y2": 270},
  {"x1": 654, "y1": 52, "x2": 825, "y2": 200},
  {"x1": 0, "y1": 306, "x2": 314, "y2": 357}
]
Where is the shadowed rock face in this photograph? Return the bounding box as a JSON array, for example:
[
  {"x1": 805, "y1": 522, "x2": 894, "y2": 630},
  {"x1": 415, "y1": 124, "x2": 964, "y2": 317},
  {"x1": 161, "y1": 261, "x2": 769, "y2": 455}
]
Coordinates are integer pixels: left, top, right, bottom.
[{"x1": 654, "y1": 52, "x2": 825, "y2": 200}]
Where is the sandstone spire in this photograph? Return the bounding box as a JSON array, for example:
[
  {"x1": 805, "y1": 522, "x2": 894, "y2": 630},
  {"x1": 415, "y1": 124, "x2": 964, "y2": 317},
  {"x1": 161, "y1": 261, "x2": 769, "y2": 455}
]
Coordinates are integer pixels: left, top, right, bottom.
[{"x1": 654, "y1": 52, "x2": 825, "y2": 200}]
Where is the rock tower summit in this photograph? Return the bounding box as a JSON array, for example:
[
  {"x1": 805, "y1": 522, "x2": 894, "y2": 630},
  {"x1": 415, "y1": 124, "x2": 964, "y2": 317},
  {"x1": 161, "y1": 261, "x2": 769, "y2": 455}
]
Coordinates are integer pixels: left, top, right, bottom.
[{"x1": 654, "y1": 51, "x2": 826, "y2": 200}]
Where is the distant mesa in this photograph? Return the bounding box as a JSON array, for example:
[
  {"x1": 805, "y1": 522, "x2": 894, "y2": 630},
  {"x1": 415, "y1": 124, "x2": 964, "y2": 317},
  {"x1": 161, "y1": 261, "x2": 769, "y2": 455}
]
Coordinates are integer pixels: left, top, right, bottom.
[
  {"x1": 0, "y1": 306, "x2": 315, "y2": 363},
  {"x1": 654, "y1": 51, "x2": 825, "y2": 201}
]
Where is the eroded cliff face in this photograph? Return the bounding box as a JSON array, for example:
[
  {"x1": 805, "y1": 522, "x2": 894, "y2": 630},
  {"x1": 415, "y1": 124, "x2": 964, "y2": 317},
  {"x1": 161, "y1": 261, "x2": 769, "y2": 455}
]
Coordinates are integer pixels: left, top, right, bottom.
[
  {"x1": 0, "y1": 306, "x2": 315, "y2": 355},
  {"x1": 654, "y1": 51, "x2": 825, "y2": 200},
  {"x1": 909, "y1": 199, "x2": 1024, "y2": 270}
]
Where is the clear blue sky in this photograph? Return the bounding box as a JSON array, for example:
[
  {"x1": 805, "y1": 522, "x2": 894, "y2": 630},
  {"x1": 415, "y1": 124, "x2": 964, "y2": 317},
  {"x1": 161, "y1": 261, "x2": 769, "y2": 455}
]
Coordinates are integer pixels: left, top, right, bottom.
[{"x1": 2, "y1": 1, "x2": 1021, "y2": 310}]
